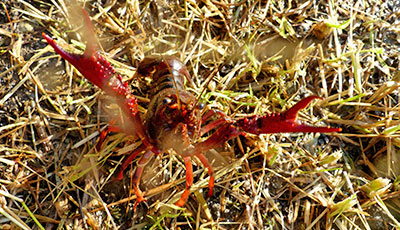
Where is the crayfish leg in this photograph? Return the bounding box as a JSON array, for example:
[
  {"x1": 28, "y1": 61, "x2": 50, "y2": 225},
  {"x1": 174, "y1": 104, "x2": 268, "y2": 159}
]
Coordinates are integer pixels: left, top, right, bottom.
[
  {"x1": 131, "y1": 150, "x2": 154, "y2": 211},
  {"x1": 196, "y1": 154, "x2": 215, "y2": 197},
  {"x1": 116, "y1": 143, "x2": 147, "y2": 180},
  {"x1": 175, "y1": 156, "x2": 193, "y2": 207},
  {"x1": 199, "y1": 110, "x2": 232, "y2": 135},
  {"x1": 96, "y1": 122, "x2": 121, "y2": 151}
]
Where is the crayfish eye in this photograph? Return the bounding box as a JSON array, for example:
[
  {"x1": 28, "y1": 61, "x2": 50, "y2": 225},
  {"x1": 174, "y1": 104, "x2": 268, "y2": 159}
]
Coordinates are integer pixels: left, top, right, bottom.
[
  {"x1": 162, "y1": 97, "x2": 172, "y2": 105},
  {"x1": 198, "y1": 102, "x2": 205, "y2": 110}
]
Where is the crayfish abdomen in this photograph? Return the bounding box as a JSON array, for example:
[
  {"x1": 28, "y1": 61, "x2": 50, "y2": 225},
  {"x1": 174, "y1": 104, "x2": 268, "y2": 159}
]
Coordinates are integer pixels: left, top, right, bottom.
[
  {"x1": 136, "y1": 56, "x2": 190, "y2": 97},
  {"x1": 42, "y1": 10, "x2": 341, "y2": 209}
]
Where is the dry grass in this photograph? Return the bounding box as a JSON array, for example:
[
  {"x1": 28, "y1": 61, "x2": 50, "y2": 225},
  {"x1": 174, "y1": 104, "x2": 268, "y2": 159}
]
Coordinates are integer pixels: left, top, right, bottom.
[{"x1": 1, "y1": 0, "x2": 400, "y2": 229}]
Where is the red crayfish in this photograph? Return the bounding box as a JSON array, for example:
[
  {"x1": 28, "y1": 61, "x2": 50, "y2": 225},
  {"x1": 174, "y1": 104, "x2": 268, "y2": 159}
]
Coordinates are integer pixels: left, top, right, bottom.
[{"x1": 42, "y1": 10, "x2": 341, "y2": 209}]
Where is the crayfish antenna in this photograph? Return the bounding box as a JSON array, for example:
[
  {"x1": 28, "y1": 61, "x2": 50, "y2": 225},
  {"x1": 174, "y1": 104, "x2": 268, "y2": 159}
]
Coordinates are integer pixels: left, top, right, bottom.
[{"x1": 237, "y1": 96, "x2": 341, "y2": 134}]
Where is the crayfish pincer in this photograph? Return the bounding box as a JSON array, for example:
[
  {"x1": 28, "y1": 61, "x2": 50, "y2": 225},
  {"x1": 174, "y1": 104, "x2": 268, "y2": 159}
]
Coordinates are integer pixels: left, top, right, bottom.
[{"x1": 42, "y1": 10, "x2": 341, "y2": 209}]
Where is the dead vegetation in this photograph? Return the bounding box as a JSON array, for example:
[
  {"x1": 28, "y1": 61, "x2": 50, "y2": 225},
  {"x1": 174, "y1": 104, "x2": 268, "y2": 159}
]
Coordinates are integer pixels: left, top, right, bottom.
[{"x1": 0, "y1": 0, "x2": 400, "y2": 229}]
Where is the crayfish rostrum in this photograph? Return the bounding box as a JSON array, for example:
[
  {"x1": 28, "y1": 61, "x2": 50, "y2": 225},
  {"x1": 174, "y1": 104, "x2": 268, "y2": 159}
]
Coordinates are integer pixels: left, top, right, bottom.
[{"x1": 42, "y1": 10, "x2": 341, "y2": 209}]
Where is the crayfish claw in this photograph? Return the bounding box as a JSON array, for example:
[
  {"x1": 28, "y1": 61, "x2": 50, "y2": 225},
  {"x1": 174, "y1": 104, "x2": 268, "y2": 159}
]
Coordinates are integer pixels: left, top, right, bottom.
[
  {"x1": 42, "y1": 32, "x2": 114, "y2": 90},
  {"x1": 42, "y1": 9, "x2": 117, "y2": 91},
  {"x1": 237, "y1": 96, "x2": 341, "y2": 134},
  {"x1": 80, "y1": 8, "x2": 98, "y2": 57},
  {"x1": 283, "y1": 96, "x2": 322, "y2": 121}
]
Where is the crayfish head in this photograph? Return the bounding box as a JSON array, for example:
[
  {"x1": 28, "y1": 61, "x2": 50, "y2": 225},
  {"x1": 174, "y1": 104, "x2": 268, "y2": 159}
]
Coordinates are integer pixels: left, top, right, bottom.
[
  {"x1": 145, "y1": 88, "x2": 201, "y2": 151},
  {"x1": 158, "y1": 123, "x2": 195, "y2": 154}
]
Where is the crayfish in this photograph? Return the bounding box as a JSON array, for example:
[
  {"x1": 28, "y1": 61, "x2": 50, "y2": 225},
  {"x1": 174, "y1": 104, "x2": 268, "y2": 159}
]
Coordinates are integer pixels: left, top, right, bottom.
[{"x1": 42, "y1": 10, "x2": 341, "y2": 209}]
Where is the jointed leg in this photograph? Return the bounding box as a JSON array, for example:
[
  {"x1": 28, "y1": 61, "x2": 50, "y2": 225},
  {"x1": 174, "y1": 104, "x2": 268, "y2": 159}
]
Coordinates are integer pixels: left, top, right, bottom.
[
  {"x1": 200, "y1": 110, "x2": 233, "y2": 134},
  {"x1": 96, "y1": 122, "x2": 121, "y2": 151},
  {"x1": 200, "y1": 119, "x2": 227, "y2": 136},
  {"x1": 185, "y1": 123, "x2": 241, "y2": 157},
  {"x1": 196, "y1": 153, "x2": 215, "y2": 197},
  {"x1": 132, "y1": 150, "x2": 154, "y2": 210},
  {"x1": 175, "y1": 156, "x2": 193, "y2": 207},
  {"x1": 116, "y1": 143, "x2": 146, "y2": 180}
]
